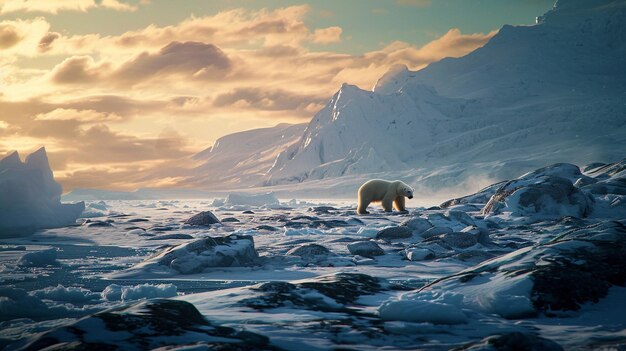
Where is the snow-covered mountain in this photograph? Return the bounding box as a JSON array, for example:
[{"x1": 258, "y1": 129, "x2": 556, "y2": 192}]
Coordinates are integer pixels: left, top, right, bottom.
[
  {"x1": 181, "y1": 123, "x2": 306, "y2": 188},
  {"x1": 263, "y1": 0, "x2": 626, "y2": 190}
]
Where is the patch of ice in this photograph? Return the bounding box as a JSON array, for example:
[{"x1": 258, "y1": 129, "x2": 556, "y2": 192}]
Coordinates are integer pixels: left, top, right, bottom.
[
  {"x1": 101, "y1": 283, "x2": 178, "y2": 302},
  {"x1": 17, "y1": 249, "x2": 59, "y2": 267},
  {"x1": 31, "y1": 285, "x2": 100, "y2": 303}
]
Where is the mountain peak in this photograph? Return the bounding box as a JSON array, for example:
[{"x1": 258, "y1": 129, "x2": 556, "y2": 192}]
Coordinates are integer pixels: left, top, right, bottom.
[{"x1": 538, "y1": 0, "x2": 626, "y2": 27}]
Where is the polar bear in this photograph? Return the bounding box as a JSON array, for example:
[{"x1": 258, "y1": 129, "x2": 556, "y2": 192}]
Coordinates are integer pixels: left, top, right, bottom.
[{"x1": 357, "y1": 179, "x2": 414, "y2": 214}]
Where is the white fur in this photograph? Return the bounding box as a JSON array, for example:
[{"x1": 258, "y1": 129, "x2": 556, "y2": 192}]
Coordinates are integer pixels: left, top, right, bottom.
[{"x1": 357, "y1": 179, "x2": 414, "y2": 214}]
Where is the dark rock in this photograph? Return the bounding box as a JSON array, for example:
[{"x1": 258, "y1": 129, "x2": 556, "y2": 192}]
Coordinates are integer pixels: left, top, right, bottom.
[
  {"x1": 308, "y1": 206, "x2": 338, "y2": 214},
  {"x1": 255, "y1": 225, "x2": 279, "y2": 231},
  {"x1": 242, "y1": 210, "x2": 255, "y2": 214},
  {"x1": 286, "y1": 244, "x2": 331, "y2": 258},
  {"x1": 284, "y1": 221, "x2": 307, "y2": 228},
  {"x1": 375, "y1": 226, "x2": 413, "y2": 240},
  {"x1": 311, "y1": 219, "x2": 351, "y2": 228},
  {"x1": 184, "y1": 211, "x2": 220, "y2": 226},
  {"x1": 291, "y1": 215, "x2": 318, "y2": 221},
  {"x1": 221, "y1": 217, "x2": 241, "y2": 223},
  {"x1": 20, "y1": 299, "x2": 274, "y2": 351},
  {"x1": 347, "y1": 241, "x2": 385, "y2": 258},
  {"x1": 421, "y1": 226, "x2": 453, "y2": 238},
  {"x1": 456, "y1": 332, "x2": 563, "y2": 351},
  {"x1": 147, "y1": 234, "x2": 194, "y2": 240},
  {"x1": 150, "y1": 226, "x2": 175, "y2": 232},
  {"x1": 532, "y1": 221, "x2": 626, "y2": 312},
  {"x1": 440, "y1": 232, "x2": 478, "y2": 248},
  {"x1": 482, "y1": 176, "x2": 594, "y2": 218},
  {"x1": 84, "y1": 220, "x2": 113, "y2": 227},
  {"x1": 127, "y1": 218, "x2": 149, "y2": 223},
  {"x1": 244, "y1": 273, "x2": 384, "y2": 311},
  {"x1": 452, "y1": 250, "x2": 496, "y2": 263},
  {"x1": 421, "y1": 221, "x2": 626, "y2": 318}
]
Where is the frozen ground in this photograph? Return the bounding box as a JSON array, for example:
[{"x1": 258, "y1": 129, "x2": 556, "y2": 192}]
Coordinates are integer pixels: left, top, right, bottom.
[{"x1": 1, "y1": 161, "x2": 625, "y2": 350}]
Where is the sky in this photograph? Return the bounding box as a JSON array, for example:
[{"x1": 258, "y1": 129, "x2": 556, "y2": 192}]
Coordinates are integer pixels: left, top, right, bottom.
[{"x1": 0, "y1": 0, "x2": 555, "y2": 191}]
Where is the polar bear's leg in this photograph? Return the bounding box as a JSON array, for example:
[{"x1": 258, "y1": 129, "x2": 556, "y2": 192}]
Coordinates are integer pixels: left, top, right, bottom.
[
  {"x1": 357, "y1": 193, "x2": 370, "y2": 214},
  {"x1": 382, "y1": 193, "x2": 394, "y2": 212},
  {"x1": 394, "y1": 196, "x2": 406, "y2": 211}
]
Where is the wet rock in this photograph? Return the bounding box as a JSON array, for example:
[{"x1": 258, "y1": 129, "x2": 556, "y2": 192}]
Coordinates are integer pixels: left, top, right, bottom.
[
  {"x1": 242, "y1": 210, "x2": 255, "y2": 214},
  {"x1": 375, "y1": 226, "x2": 413, "y2": 240},
  {"x1": 347, "y1": 241, "x2": 385, "y2": 258},
  {"x1": 127, "y1": 218, "x2": 149, "y2": 223},
  {"x1": 20, "y1": 299, "x2": 274, "y2": 351},
  {"x1": 184, "y1": 211, "x2": 220, "y2": 226}
]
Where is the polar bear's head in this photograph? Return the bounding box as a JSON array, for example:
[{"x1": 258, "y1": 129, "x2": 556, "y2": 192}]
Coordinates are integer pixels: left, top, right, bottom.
[{"x1": 399, "y1": 184, "x2": 414, "y2": 199}]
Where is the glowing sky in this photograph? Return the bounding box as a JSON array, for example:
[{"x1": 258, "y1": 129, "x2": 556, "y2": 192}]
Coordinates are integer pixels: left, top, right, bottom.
[{"x1": 0, "y1": 0, "x2": 554, "y2": 191}]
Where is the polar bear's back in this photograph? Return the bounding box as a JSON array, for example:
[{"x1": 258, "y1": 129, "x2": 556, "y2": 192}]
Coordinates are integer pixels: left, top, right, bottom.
[{"x1": 358, "y1": 179, "x2": 397, "y2": 200}]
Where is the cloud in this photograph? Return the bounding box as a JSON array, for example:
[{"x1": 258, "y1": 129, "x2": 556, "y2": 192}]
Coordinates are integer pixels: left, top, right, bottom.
[
  {"x1": 380, "y1": 28, "x2": 498, "y2": 65},
  {"x1": 0, "y1": 24, "x2": 22, "y2": 49},
  {"x1": 311, "y1": 26, "x2": 342, "y2": 44},
  {"x1": 50, "y1": 56, "x2": 106, "y2": 84},
  {"x1": 50, "y1": 41, "x2": 231, "y2": 86},
  {"x1": 38, "y1": 32, "x2": 60, "y2": 52},
  {"x1": 0, "y1": 18, "x2": 49, "y2": 56},
  {"x1": 395, "y1": 0, "x2": 432, "y2": 7},
  {"x1": 0, "y1": 0, "x2": 138, "y2": 14},
  {"x1": 213, "y1": 87, "x2": 326, "y2": 114},
  {"x1": 112, "y1": 41, "x2": 231, "y2": 84},
  {"x1": 34, "y1": 108, "x2": 123, "y2": 122}
]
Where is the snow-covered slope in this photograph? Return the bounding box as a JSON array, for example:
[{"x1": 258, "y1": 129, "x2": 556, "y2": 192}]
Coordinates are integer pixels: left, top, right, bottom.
[
  {"x1": 265, "y1": 0, "x2": 626, "y2": 189},
  {"x1": 182, "y1": 123, "x2": 306, "y2": 188},
  {"x1": 0, "y1": 148, "x2": 84, "y2": 235}
]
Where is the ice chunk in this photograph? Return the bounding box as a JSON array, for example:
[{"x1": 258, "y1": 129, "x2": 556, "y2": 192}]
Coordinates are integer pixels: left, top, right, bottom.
[
  {"x1": 17, "y1": 248, "x2": 59, "y2": 267},
  {"x1": 31, "y1": 285, "x2": 100, "y2": 303},
  {"x1": 224, "y1": 192, "x2": 279, "y2": 207},
  {"x1": 379, "y1": 298, "x2": 467, "y2": 324},
  {"x1": 101, "y1": 283, "x2": 178, "y2": 301},
  {"x1": 0, "y1": 148, "x2": 84, "y2": 235}
]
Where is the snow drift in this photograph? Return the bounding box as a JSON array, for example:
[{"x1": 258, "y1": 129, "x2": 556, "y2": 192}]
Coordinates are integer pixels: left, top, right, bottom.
[{"x1": 0, "y1": 148, "x2": 84, "y2": 235}]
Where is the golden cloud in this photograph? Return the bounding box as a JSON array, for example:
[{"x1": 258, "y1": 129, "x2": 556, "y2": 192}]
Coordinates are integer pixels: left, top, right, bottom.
[{"x1": 0, "y1": 0, "x2": 138, "y2": 14}]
